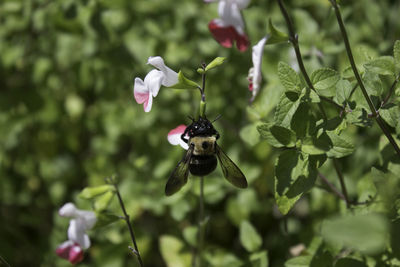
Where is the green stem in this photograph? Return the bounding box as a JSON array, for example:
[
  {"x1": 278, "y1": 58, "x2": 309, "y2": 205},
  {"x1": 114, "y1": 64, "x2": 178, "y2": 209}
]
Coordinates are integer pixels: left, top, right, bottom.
[
  {"x1": 332, "y1": 159, "x2": 350, "y2": 208},
  {"x1": 380, "y1": 72, "x2": 400, "y2": 108},
  {"x1": 329, "y1": 0, "x2": 400, "y2": 158},
  {"x1": 197, "y1": 176, "x2": 205, "y2": 267},
  {"x1": 113, "y1": 183, "x2": 144, "y2": 267}
]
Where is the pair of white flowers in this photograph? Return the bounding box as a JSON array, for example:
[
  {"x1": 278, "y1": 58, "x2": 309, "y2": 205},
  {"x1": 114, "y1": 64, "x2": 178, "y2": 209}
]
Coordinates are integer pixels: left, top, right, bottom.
[
  {"x1": 56, "y1": 203, "x2": 96, "y2": 264},
  {"x1": 133, "y1": 35, "x2": 267, "y2": 111}
]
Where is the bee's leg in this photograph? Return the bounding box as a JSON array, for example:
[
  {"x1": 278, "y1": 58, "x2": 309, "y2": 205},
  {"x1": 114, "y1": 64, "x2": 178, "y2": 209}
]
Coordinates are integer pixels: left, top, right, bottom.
[{"x1": 215, "y1": 132, "x2": 220, "y2": 140}]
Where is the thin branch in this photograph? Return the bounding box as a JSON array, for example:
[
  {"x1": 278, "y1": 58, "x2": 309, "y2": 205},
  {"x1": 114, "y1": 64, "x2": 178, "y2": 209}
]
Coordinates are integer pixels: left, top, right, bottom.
[
  {"x1": 380, "y1": 73, "x2": 400, "y2": 108},
  {"x1": 276, "y1": 0, "x2": 327, "y2": 119},
  {"x1": 332, "y1": 159, "x2": 350, "y2": 208},
  {"x1": 329, "y1": 0, "x2": 400, "y2": 158},
  {"x1": 0, "y1": 255, "x2": 10, "y2": 267},
  {"x1": 318, "y1": 172, "x2": 346, "y2": 201},
  {"x1": 111, "y1": 181, "x2": 144, "y2": 267}
]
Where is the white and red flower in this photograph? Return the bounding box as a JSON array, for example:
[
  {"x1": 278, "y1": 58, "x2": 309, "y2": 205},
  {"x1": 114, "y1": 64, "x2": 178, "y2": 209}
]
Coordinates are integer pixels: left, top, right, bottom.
[
  {"x1": 205, "y1": 0, "x2": 251, "y2": 52},
  {"x1": 133, "y1": 56, "x2": 178, "y2": 112},
  {"x1": 167, "y1": 125, "x2": 189, "y2": 150},
  {"x1": 56, "y1": 203, "x2": 96, "y2": 264},
  {"x1": 248, "y1": 36, "x2": 267, "y2": 102}
]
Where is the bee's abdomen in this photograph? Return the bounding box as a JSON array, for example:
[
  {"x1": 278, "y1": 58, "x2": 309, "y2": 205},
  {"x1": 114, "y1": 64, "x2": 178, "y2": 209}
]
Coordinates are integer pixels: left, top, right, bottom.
[{"x1": 189, "y1": 155, "x2": 217, "y2": 176}]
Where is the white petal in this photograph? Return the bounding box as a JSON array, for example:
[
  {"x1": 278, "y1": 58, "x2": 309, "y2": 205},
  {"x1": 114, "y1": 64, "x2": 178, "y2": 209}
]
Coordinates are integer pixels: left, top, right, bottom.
[
  {"x1": 147, "y1": 56, "x2": 178, "y2": 87},
  {"x1": 59, "y1": 203, "x2": 77, "y2": 217},
  {"x1": 144, "y1": 69, "x2": 164, "y2": 97},
  {"x1": 251, "y1": 36, "x2": 268, "y2": 93},
  {"x1": 144, "y1": 92, "x2": 153, "y2": 112},
  {"x1": 68, "y1": 219, "x2": 90, "y2": 249},
  {"x1": 76, "y1": 210, "x2": 97, "y2": 230},
  {"x1": 134, "y1": 77, "x2": 150, "y2": 105},
  {"x1": 167, "y1": 125, "x2": 189, "y2": 150},
  {"x1": 218, "y1": 1, "x2": 245, "y2": 34},
  {"x1": 133, "y1": 77, "x2": 149, "y2": 94},
  {"x1": 234, "y1": 0, "x2": 251, "y2": 10}
]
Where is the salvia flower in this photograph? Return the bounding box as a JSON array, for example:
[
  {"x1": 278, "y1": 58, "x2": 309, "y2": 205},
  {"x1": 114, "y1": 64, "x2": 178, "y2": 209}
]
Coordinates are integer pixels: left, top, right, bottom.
[
  {"x1": 133, "y1": 56, "x2": 178, "y2": 112},
  {"x1": 205, "y1": 0, "x2": 251, "y2": 52},
  {"x1": 248, "y1": 36, "x2": 267, "y2": 102},
  {"x1": 56, "y1": 203, "x2": 96, "y2": 264},
  {"x1": 167, "y1": 125, "x2": 189, "y2": 150}
]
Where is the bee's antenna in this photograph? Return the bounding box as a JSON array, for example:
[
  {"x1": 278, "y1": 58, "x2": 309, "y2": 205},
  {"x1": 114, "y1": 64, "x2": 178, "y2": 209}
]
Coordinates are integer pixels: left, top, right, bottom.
[
  {"x1": 187, "y1": 115, "x2": 195, "y2": 122},
  {"x1": 212, "y1": 114, "x2": 222, "y2": 123}
]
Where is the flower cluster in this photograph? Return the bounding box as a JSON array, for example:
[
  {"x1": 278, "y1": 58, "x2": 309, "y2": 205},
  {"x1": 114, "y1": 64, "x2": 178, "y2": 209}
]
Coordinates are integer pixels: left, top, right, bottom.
[
  {"x1": 205, "y1": 0, "x2": 251, "y2": 52},
  {"x1": 133, "y1": 56, "x2": 178, "y2": 112},
  {"x1": 56, "y1": 203, "x2": 96, "y2": 264}
]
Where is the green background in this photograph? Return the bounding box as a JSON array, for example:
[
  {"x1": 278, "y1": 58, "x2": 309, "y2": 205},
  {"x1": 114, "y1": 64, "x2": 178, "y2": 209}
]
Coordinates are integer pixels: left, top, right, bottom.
[{"x1": 1, "y1": 0, "x2": 400, "y2": 266}]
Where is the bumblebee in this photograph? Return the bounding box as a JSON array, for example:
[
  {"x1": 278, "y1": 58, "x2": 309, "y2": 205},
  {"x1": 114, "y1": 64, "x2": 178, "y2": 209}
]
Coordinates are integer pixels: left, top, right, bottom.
[{"x1": 165, "y1": 116, "x2": 248, "y2": 196}]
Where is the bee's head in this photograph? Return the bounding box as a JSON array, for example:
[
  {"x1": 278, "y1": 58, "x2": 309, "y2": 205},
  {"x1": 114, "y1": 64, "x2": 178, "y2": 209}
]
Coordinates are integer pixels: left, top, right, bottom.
[{"x1": 187, "y1": 117, "x2": 216, "y2": 137}]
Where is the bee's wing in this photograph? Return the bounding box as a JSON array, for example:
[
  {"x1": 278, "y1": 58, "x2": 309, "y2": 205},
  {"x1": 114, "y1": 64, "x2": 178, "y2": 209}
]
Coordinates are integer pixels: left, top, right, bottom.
[
  {"x1": 215, "y1": 144, "x2": 248, "y2": 188},
  {"x1": 165, "y1": 146, "x2": 193, "y2": 196}
]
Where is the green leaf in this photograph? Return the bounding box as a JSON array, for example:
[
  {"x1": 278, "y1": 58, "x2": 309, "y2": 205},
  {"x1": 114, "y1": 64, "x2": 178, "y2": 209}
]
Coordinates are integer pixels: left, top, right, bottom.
[
  {"x1": 379, "y1": 103, "x2": 399, "y2": 128},
  {"x1": 274, "y1": 151, "x2": 317, "y2": 215},
  {"x1": 265, "y1": 19, "x2": 289, "y2": 45},
  {"x1": 364, "y1": 56, "x2": 395, "y2": 76},
  {"x1": 310, "y1": 68, "x2": 340, "y2": 97},
  {"x1": 301, "y1": 136, "x2": 330, "y2": 155},
  {"x1": 334, "y1": 258, "x2": 367, "y2": 267},
  {"x1": 274, "y1": 93, "x2": 301, "y2": 128},
  {"x1": 394, "y1": 40, "x2": 400, "y2": 69},
  {"x1": 290, "y1": 103, "x2": 316, "y2": 139},
  {"x1": 335, "y1": 79, "x2": 352, "y2": 104},
  {"x1": 205, "y1": 250, "x2": 243, "y2": 267},
  {"x1": 240, "y1": 220, "x2": 262, "y2": 252},
  {"x1": 326, "y1": 132, "x2": 354, "y2": 158},
  {"x1": 250, "y1": 251, "x2": 269, "y2": 267},
  {"x1": 285, "y1": 256, "x2": 312, "y2": 267},
  {"x1": 321, "y1": 213, "x2": 389, "y2": 254},
  {"x1": 257, "y1": 123, "x2": 296, "y2": 148},
  {"x1": 362, "y1": 70, "x2": 383, "y2": 96},
  {"x1": 205, "y1": 57, "x2": 226, "y2": 72},
  {"x1": 299, "y1": 87, "x2": 320, "y2": 103},
  {"x1": 93, "y1": 212, "x2": 120, "y2": 229},
  {"x1": 160, "y1": 235, "x2": 191, "y2": 267},
  {"x1": 183, "y1": 226, "x2": 197, "y2": 247},
  {"x1": 94, "y1": 190, "x2": 115, "y2": 211},
  {"x1": 79, "y1": 185, "x2": 114, "y2": 199},
  {"x1": 240, "y1": 123, "x2": 262, "y2": 146},
  {"x1": 169, "y1": 71, "x2": 200, "y2": 90},
  {"x1": 278, "y1": 62, "x2": 301, "y2": 93}
]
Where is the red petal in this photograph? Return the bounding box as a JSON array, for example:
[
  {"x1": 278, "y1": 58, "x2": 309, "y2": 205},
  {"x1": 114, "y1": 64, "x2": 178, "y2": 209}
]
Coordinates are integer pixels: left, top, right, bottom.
[
  {"x1": 56, "y1": 243, "x2": 72, "y2": 260},
  {"x1": 168, "y1": 125, "x2": 187, "y2": 136},
  {"x1": 134, "y1": 91, "x2": 149, "y2": 105},
  {"x1": 248, "y1": 82, "x2": 253, "y2": 92},
  {"x1": 208, "y1": 20, "x2": 249, "y2": 52},
  {"x1": 235, "y1": 32, "x2": 250, "y2": 52},
  {"x1": 208, "y1": 21, "x2": 235, "y2": 48},
  {"x1": 69, "y1": 245, "x2": 84, "y2": 264}
]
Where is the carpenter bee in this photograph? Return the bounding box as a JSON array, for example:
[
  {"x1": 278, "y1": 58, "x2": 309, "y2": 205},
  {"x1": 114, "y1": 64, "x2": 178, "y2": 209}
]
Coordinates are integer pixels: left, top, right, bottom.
[{"x1": 165, "y1": 116, "x2": 248, "y2": 196}]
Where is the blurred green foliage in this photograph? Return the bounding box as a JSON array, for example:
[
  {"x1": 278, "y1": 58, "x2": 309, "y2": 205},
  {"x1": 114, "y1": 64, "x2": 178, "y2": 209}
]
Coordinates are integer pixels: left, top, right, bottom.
[{"x1": 1, "y1": 0, "x2": 400, "y2": 266}]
